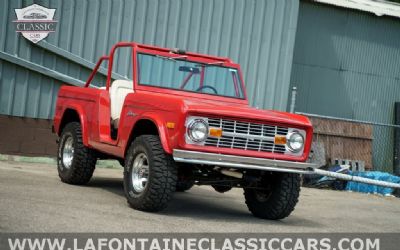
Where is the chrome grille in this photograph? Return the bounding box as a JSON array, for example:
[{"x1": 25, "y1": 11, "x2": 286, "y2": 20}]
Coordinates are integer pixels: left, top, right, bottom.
[{"x1": 205, "y1": 118, "x2": 289, "y2": 154}]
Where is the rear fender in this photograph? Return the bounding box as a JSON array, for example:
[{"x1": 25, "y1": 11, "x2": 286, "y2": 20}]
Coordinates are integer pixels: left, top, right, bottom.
[{"x1": 60, "y1": 105, "x2": 89, "y2": 146}]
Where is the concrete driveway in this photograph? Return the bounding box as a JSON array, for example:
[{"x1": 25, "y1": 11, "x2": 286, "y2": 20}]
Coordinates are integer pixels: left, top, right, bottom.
[{"x1": 0, "y1": 160, "x2": 399, "y2": 233}]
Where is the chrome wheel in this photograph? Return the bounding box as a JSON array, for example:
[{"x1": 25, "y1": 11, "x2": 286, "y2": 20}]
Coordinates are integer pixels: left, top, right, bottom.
[
  {"x1": 131, "y1": 153, "x2": 149, "y2": 193},
  {"x1": 62, "y1": 136, "x2": 74, "y2": 169}
]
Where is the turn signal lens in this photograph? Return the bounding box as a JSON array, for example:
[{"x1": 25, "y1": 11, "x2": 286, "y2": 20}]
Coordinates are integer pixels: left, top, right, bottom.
[
  {"x1": 274, "y1": 135, "x2": 287, "y2": 145},
  {"x1": 209, "y1": 128, "x2": 223, "y2": 137},
  {"x1": 166, "y1": 122, "x2": 175, "y2": 129}
]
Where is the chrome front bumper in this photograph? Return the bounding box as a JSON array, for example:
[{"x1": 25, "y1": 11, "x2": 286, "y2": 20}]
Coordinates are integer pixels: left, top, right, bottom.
[{"x1": 173, "y1": 149, "x2": 317, "y2": 174}]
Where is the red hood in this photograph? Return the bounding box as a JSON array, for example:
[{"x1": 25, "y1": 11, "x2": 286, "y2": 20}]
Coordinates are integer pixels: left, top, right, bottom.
[
  {"x1": 182, "y1": 99, "x2": 312, "y2": 128},
  {"x1": 124, "y1": 90, "x2": 312, "y2": 161},
  {"x1": 129, "y1": 90, "x2": 311, "y2": 129}
]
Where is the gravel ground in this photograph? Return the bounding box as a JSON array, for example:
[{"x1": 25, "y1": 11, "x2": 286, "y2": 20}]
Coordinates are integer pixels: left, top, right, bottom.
[{"x1": 1, "y1": 160, "x2": 399, "y2": 233}]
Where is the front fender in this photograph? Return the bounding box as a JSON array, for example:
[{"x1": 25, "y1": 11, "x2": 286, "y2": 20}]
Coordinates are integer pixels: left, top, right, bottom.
[{"x1": 136, "y1": 113, "x2": 173, "y2": 154}]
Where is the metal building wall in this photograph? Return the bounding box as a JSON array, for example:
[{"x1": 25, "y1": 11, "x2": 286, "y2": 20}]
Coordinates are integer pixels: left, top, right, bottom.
[
  {"x1": 291, "y1": 1, "x2": 400, "y2": 119},
  {"x1": 0, "y1": 0, "x2": 299, "y2": 121},
  {"x1": 290, "y1": 1, "x2": 400, "y2": 171}
]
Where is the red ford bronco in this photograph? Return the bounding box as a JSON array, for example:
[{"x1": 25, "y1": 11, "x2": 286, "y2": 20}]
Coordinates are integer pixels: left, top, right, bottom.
[{"x1": 53, "y1": 42, "x2": 315, "y2": 220}]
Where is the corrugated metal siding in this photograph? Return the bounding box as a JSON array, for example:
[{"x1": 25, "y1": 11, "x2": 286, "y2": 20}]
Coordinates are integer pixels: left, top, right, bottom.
[
  {"x1": 0, "y1": 0, "x2": 299, "y2": 120},
  {"x1": 292, "y1": 1, "x2": 400, "y2": 120},
  {"x1": 291, "y1": 1, "x2": 400, "y2": 171}
]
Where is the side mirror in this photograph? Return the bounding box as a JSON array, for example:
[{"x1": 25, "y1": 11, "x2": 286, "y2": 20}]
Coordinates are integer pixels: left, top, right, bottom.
[{"x1": 179, "y1": 66, "x2": 200, "y2": 74}]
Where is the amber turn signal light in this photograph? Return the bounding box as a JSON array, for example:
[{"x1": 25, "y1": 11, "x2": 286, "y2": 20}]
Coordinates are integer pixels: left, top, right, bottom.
[
  {"x1": 274, "y1": 135, "x2": 287, "y2": 145},
  {"x1": 166, "y1": 122, "x2": 175, "y2": 129},
  {"x1": 209, "y1": 128, "x2": 223, "y2": 137}
]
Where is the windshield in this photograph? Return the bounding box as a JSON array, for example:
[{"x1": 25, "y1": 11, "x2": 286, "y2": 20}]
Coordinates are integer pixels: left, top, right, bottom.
[{"x1": 137, "y1": 53, "x2": 244, "y2": 99}]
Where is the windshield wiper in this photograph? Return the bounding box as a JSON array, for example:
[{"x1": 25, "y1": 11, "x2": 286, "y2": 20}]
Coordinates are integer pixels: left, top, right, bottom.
[{"x1": 155, "y1": 54, "x2": 188, "y2": 62}]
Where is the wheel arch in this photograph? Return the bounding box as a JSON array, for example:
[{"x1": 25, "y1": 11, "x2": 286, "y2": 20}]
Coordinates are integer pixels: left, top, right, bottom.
[
  {"x1": 125, "y1": 118, "x2": 171, "y2": 157},
  {"x1": 59, "y1": 107, "x2": 89, "y2": 146}
]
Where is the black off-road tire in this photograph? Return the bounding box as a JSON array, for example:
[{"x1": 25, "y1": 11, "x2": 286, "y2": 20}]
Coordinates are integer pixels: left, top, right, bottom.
[
  {"x1": 176, "y1": 166, "x2": 195, "y2": 192},
  {"x1": 123, "y1": 135, "x2": 177, "y2": 212},
  {"x1": 244, "y1": 173, "x2": 301, "y2": 220},
  {"x1": 212, "y1": 185, "x2": 232, "y2": 193},
  {"x1": 176, "y1": 180, "x2": 194, "y2": 192},
  {"x1": 57, "y1": 122, "x2": 97, "y2": 185}
]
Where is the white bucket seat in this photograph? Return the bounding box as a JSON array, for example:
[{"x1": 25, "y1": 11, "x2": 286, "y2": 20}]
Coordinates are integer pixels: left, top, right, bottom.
[{"x1": 109, "y1": 80, "x2": 134, "y2": 128}]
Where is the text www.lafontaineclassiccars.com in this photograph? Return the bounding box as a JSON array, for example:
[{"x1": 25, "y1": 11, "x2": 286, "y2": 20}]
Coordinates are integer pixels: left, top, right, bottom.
[{"x1": 7, "y1": 237, "x2": 380, "y2": 250}]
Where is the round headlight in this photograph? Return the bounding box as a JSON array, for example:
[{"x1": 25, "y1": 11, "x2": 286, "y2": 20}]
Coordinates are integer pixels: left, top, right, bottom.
[
  {"x1": 287, "y1": 132, "x2": 304, "y2": 153},
  {"x1": 187, "y1": 119, "x2": 208, "y2": 142}
]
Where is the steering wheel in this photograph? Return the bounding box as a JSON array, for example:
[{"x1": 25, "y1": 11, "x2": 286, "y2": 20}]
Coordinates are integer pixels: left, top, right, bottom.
[{"x1": 196, "y1": 85, "x2": 218, "y2": 94}]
